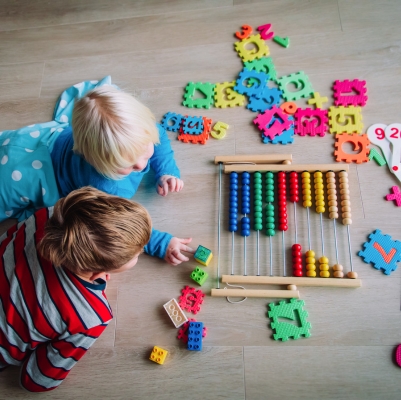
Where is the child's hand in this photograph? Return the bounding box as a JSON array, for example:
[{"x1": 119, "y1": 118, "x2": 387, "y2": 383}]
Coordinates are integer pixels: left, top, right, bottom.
[
  {"x1": 156, "y1": 175, "x2": 184, "y2": 197},
  {"x1": 164, "y1": 237, "x2": 195, "y2": 266}
]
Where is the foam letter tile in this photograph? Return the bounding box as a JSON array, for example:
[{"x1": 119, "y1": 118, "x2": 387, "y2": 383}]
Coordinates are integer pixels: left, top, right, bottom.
[
  {"x1": 257, "y1": 23, "x2": 274, "y2": 40},
  {"x1": 273, "y1": 35, "x2": 290, "y2": 48},
  {"x1": 182, "y1": 82, "x2": 216, "y2": 109},
  {"x1": 254, "y1": 105, "x2": 293, "y2": 140},
  {"x1": 234, "y1": 68, "x2": 270, "y2": 98},
  {"x1": 234, "y1": 34, "x2": 270, "y2": 62},
  {"x1": 214, "y1": 81, "x2": 245, "y2": 108},
  {"x1": 267, "y1": 298, "x2": 311, "y2": 341},
  {"x1": 385, "y1": 186, "x2": 401, "y2": 207},
  {"x1": 276, "y1": 71, "x2": 314, "y2": 101},
  {"x1": 244, "y1": 57, "x2": 277, "y2": 81},
  {"x1": 161, "y1": 112, "x2": 184, "y2": 132},
  {"x1": 368, "y1": 148, "x2": 386, "y2": 166},
  {"x1": 358, "y1": 229, "x2": 401, "y2": 275},
  {"x1": 328, "y1": 106, "x2": 363, "y2": 135},
  {"x1": 333, "y1": 79, "x2": 368, "y2": 107},
  {"x1": 307, "y1": 92, "x2": 328, "y2": 109},
  {"x1": 334, "y1": 133, "x2": 370, "y2": 163},
  {"x1": 294, "y1": 108, "x2": 328, "y2": 137}
]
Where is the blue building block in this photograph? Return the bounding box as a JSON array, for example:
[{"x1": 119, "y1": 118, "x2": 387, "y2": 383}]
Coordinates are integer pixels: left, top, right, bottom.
[
  {"x1": 161, "y1": 112, "x2": 184, "y2": 132},
  {"x1": 187, "y1": 322, "x2": 203, "y2": 351}
]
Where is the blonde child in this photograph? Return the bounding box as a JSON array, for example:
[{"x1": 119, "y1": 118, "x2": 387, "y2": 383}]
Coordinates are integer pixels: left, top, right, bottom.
[{"x1": 0, "y1": 187, "x2": 151, "y2": 392}]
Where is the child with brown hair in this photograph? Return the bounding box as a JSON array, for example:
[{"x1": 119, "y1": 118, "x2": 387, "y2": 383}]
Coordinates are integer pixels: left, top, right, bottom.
[{"x1": 0, "y1": 187, "x2": 151, "y2": 392}]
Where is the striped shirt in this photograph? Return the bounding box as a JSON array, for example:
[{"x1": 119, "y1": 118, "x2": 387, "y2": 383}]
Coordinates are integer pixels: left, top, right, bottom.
[{"x1": 0, "y1": 207, "x2": 113, "y2": 392}]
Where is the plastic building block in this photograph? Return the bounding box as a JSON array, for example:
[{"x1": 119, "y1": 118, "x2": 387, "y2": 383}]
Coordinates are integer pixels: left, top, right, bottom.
[
  {"x1": 358, "y1": 229, "x2": 401, "y2": 275},
  {"x1": 182, "y1": 116, "x2": 203, "y2": 135},
  {"x1": 333, "y1": 79, "x2": 368, "y2": 107},
  {"x1": 253, "y1": 105, "x2": 293, "y2": 140},
  {"x1": 178, "y1": 286, "x2": 205, "y2": 314},
  {"x1": 396, "y1": 344, "x2": 401, "y2": 367},
  {"x1": 177, "y1": 318, "x2": 208, "y2": 344},
  {"x1": 368, "y1": 147, "x2": 386, "y2": 166},
  {"x1": 267, "y1": 298, "x2": 311, "y2": 341},
  {"x1": 235, "y1": 24, "x2": 252, "y2": 40},
  {"x1": 163, "y1": 298, "x2": 188, "y2": 328},
  {"x1": 257, "y1": 23, "x2": 274, "y2": 40},
  {"x1": 234, "y1": 34, "x2": 270, "y2": 62},
  {"x1": 328, "y1": 106, "x2": 363, "y2": 134},
  {"x1": 273, "y1": 35, "x2": 290, "y2": 48},
  {"x1": 385, "y1": 186, "x2": 401, "y2": 207},
  {"x1": 214, "y1": 81, "x2": 245, "y2": 108},
  {"x1": 307, "y1": 92, "x2": 328, "y2": 109},
  {"x1": 294, "y1": 108, "x2": 328, "y2": 137},
  {"x1": 276, "y1": 72, "x2": 313, "y2": 101},
  {"x1": 246, "y1": 86, "x2": 282, "y2": 112},
  {"x1": 234, "y1": 68, "x2": 270, "y2": 98},
  {"x1": 161, "y1": 112, "x2": 184, "y2": 132},
  {"x1": 280, "y1": 101, "x2": 297, "y2": 115},
  {"x1": 244, "y1": 57, "x2": 277, "y2": 81},
  {"x1": 149, "y1": 346, "x2": 168, "y2": 365},
  {"x1": 334, "y1": 133, "x2": 370, "y2": 163},
  {"x1": 211, "y1": 121, "x2": 229, "y2": 139},
  {"x1": 194, "y1": 245, "x2": 213, "y2": 266},
  {"x1": 178, "y1": 116, "x2": 212, "y2": 145},
  {"x1": 190, "y1": 267, "x2": 209, "y2": 286},
  {"x1": 182, "y1": 82, "x2": 216, "y2": 109},
  {"x1": 262, "y1": 116, "x2": 295, "y2": 145},
  {"x1": 187, "y1": 322, "x2": 203, "y2": 351}
]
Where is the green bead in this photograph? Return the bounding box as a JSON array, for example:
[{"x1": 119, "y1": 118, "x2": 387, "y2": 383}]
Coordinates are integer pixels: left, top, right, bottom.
[
  {"x1": 266, "y1": 210, "x2": 274, "y2": 217},
  {"x1": 266, "y1": 196, "x2": 274, "y2": 203},
  {"x1": 266, "y1": 229, "x2": 276, "y2": 236},
  {"x1": 266, "y1": 172, "x2": 274, "y2": 178},
  {"x1": 266, "y1": 183, "x2": 274, "y2": 191},
  {"x1": 254, "y1": 182, "x2": 262, "y2": 190},
  {"x1": 254, "y1": 172, "x2": 262, "y2": 178},
  {"x1": 254, "y1": 211, "x2": 263, "y2": 218},
  {"x1": 266, "y1": 217, "x2": 275, "y2": 224},
  {"x1": 254, "y1": 205, "x2": 262, "y2": 212},
  {"x1": 254, "y1": 224, "x2": 263, "y2": 231},
  {"x1": 266, "y1": 204, "x2": 274, "y2": 211},
  {"x1": 266, "y1": 222, "x2": 275, "y2": 229},
  {"x1": 254, "y1": 200, "x2": 262, "y2": 207},
  {"x1": 254, "y1": 195, "x2": 262, "y2": 202}
]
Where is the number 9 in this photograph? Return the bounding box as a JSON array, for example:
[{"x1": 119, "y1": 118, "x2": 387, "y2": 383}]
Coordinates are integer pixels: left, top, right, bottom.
[{"x1": 375, "y1": 128, "x2": 385, "y2": 139}]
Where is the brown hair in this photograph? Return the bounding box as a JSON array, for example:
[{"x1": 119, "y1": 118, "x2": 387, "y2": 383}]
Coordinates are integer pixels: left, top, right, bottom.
[{"x1": 38, "y1": 187, "x2": 152, "y2": 274}]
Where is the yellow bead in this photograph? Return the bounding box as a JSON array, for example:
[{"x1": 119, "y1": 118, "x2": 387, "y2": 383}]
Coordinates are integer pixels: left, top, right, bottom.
[
  {"x1": 306, "y1": 250, "x2": 315, "y2": 257},
  {"x1": 316, "y1": 206, "x2": 325, "y2": 213},
  {"x1": 302, "y1": 172, "x2": 310, "y2": 178},
  {"x1": 319, "y1": 256, "x2": 329, "y2": 263},
  {"x1": 314, "y1": 171, "x2": 323, "y2": 178},
  {"x1": 315, "y1": 189, "x2": 324, "y2": 195},
  {"x1": 320, "y1": 270, "x2": 330, "y2": 278},
  {"x1": 306, "y1": 264, "x2": 316, "y2": 270},
  {"x1": 315, "y1": 200, "x2": 325, "y2": 206},
  {"x1": 303, "y1": 201, "x2": 312, "y2": 207},
  {"x1": 306, "y1": 270, "x2": 317, "y2": 277},
  {"x1": 305, "y1": 257, "x2": 315, "y2": 264},
  {"x1": 315, "y1": 183, "x2": 323, "y2": 189},
  {"x1": 303, "y1": 194, "x2": 312, "y2": 201},
  {"x1": 319, "y1": 264, "x2": 329, "y2": 271}
]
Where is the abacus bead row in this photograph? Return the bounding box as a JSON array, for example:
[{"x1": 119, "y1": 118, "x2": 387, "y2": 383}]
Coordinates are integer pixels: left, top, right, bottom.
[
  {"x1": 289, "y1": 171, "x2": 300, "y2": 203},
  {"x1": 229, "y1": 172, "x2": 238, "y2": 232},
  {"x1": 241, "y1": 172, "x2": 251, "y2": 236},
  {"x1": 338, "y1": 171, "x2": 352, "y2": 225},
  {"x1": 265, "y1": 172, "x2": 275, "y2": 236},
  {"x1": 277, "y1": 171, "x2": 288, "y2": 231},
  {"x1": 254, "y1": 172, "x2": 263, "y2": 231}
]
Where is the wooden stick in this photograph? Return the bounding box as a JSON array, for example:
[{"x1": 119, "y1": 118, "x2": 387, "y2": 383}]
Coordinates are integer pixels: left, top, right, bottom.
[
  {"x1": 214, "y1": 154, "x2": 293, "y2": 165},
  {"x1": 222, "y1": 275, "x2": 362, "y2": 288},
  {"x1": 224, "y1": 164, "x2": 350, "y2": 173},
  {"x1": 211, "y1": 288, "x2": 300, "y2": 298}
]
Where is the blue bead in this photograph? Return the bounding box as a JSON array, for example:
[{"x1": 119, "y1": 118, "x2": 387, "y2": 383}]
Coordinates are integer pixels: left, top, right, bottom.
[
  {"x1": 242, "y1": 172, "x2": 250, "y2": 179},
  {"x1": 242, "y1": 217, "x2": 250, "y2": 224},
  {"x1": 230, "y1": 183, "x2": 238, "y2": 190},
  {"x1": 241, "y1": 230, "x2": 250, "y2": 237},
  {"x1": 229, "y1": 218, "x2": 237, "y2": 225},
  {"x1": 230, "y1": 200, "x2": 238, "y2": 208},
  {"x1": 229, "y1": 212, "x2": 237, "y2": 219},
  {"x1": 230, "y1": 172, "x2": 238, "y2": 178},
  {"x1": 229, "y1": 225, "x2": 238, "y2": 232}
]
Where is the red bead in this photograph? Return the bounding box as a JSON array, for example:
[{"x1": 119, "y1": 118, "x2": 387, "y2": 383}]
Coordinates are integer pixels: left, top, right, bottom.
[
  {"x1": 292, "y1": 244, "x2": 302, "y2": 251},
  {"x1": 293, "y1": 262, "x2": 303, "y2": 270},
  {"x1": 293, "y1": 257, "x2": 302, "y2": 264},
  {"x1": 293, "y1": 270, "x2": 303, "y2": 277},
  {"x1": 279, "y1": 224, "x2": 288, "y2": 231}
]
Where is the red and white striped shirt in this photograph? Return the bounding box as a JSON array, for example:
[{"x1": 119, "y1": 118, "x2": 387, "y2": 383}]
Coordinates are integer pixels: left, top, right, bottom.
[{"x1": 0, "y1": 207, "x2": 113, "y2": 392}]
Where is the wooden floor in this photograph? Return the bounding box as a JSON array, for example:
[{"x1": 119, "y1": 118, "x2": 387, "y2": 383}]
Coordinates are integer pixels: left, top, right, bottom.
[{"x1": 1, "y1": 0, "x2": 401, "y2": 398}]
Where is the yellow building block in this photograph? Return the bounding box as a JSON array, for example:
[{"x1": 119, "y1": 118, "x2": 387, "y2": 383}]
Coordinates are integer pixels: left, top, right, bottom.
[
  {"x1": 194, "y1": 245, "x2": 213, "y2": 266},
  {"x1": 328, "y1": 106, "x2": 363, "y2": 134},
  {"x1": 149, "y1": 346, "x2": 168, "y2": 365}
]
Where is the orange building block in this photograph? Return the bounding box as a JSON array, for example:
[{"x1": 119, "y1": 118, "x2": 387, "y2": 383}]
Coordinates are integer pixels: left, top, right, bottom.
[{"x1": 334, "y1": 133, "x2": 370, "y2": 163}]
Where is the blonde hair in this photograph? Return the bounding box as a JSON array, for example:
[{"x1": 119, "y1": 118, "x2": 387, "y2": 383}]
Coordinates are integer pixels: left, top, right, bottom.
[
  {"x1": 38, "y1": 187, "x2": 152, "y2": 274},
  {"x1": 72, "y1": 86, "x2": 160, "y2": 179}
]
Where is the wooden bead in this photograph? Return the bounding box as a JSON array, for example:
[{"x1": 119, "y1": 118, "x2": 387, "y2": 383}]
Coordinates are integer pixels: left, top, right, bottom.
[
  {"x1": 328, "y1": 200, "x2": 337, "y2": 206},
  {"x1": 343, "y1": 218, "x2": 352, "y2": 225},
  {"x1": 287, "y1": 284, "x2": 297, "y2": 291},
  {"x1": 338, "y1": 171, "x2": 348, "y2": 177},
  {"x1": 282, "y1": 160, "x2": 292, "y2": 165},
  {"x1": 326, "y1": 171, "x2": 335, "y2": 178},
  {"x1": 339, "y1": 183, "x2": 349, "y2": 189},
  {"x1": 342, "y1": 212, "x2": 352, "y2": 218},
  {"x1": 340, "y1": 189, "x2": 350, "y2": 195},
  {"x1": 329, "y1": 206, "x2": 338, "y2": 212},
  {"x1": 341, "y1": 200, "x2": 350, "y2": 206},
  {"x1": 342, "y1": 205, "x2": 351, "y2": 212},
  {"x1": 333, "y1": 270, "x2": 344, "y2": 278},
  {"x1": 333, "y1": 264, "x2": 344, "y2": 271},
  {"x1": 327, "y1": 182, "x2": 336, "y2": 189},
  {"x1": 347, "y1": 271, "x2": 358, "y2": 279},
  {"x1": 328, "y1": 194, "x2": 337, "y2": 200},
  {"x1": 329, "y1": 212, "x2": 339, "y2": 219},
  {"x1": 341, "y1": 194, "x2": 350, "y2": 200}
]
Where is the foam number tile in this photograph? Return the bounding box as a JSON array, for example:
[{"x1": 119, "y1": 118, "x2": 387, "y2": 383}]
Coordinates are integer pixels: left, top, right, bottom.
[
  {"x1": 234, "y1": 68, "x2": 270, "y2": 98},
  {"x1": 366, "y1": 124, "x2": 391, "y2": 164},
  {"x1": 328, "y1": 106, "x2": 363, "y2": 134},
  {"x1": 333, "y1": 79, "x2": 368, "y2": 107},
  {"x1": 254, "y1": 105, "x2": 293, "y2": 140},
  {"x1": 334, "y1": 133, "x2": 370, "y2": 164},
  {"x1": 182, "y1": 82, "x2": 216, "y2": 109},
  {"x1": 257, "y1": 23, "x2": 274, "y2": 40},
  {"x1": 178, "y1": 116, "x2": 212, "y2": 145},
  {"x1": 235, "y1": 24, "x2": 252, "y2": 40},
  {"x1": 244, "y1": 57, "x2": 277, "y2": 81},
  {"x1": 358, "y1": 229, "x2": 401, "y2": 275},
  {"x1": 294, "y1": 108, "x2": 328, "y2": 137},
  {"x1": 368, "y1": 148, "x2": 386, "y2": 166},
  {"x1": 161, "y1": 112, "x2": 184, "y2": 132},
  {"x1": 276, "y1": 71, "x2": 314, "y2": 102},
  {"x1": 234, "y1": 34, "x2": 270, "y2": 62},
  {"x1": 214, "y1": 81, "x2": 245, "y2": 108},
  {"x1": 267, "y1": 298, "x2": 311, "y2": 341},
  {"x1": 182, "y1": 116, "x2": 203, "y2": 135},
  {"x1": 273, "y1": 35, "x2": 290, "y2": 48},
  {"x1": 246, "y1": 86, "x2": 282, "y2": 112},
  {"x1": 210, "y1": 121, "x2": 229, "y2": 139}
]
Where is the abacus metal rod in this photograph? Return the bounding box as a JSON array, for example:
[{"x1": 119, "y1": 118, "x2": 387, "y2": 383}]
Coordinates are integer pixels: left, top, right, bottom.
[
  {"x1": 257, "y1": 231, "x2": 260, "y2": 276},
  {"x1": 306, "y1": 207, "x2": 311, "y2": 251},
  {"x1": 231, "y1": 232, "x2": 235, "y2": 275},
  {"x1": 333, "y1": 219, "x2": 339, "y2": 265},
  {"x1": 319, "y1": 213, "x2": 325, "y2": 256},
  {"x1": 282, "y1": 231, "x2": 286, "y2": 277},
  {"x1": 244, "y1": 230, "x2": 247, "y2": 276},
  {"x1": 347, "y1": 225, "x2": 354, "y2": 272},
  {"x1": 294, "y1": 201, "x2": 298, "y2": 244},
  {"x1": 269, "y1": 236, "x2": 273, "y2": 276},
  {"x1": 217, "y1": 162, "x2": 222, "y2": 289}
]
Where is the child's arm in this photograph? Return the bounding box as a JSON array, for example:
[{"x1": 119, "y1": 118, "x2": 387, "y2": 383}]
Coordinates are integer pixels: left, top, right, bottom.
[{"x1": 19, "y1": 323, "x2": 108, "y2": 392}]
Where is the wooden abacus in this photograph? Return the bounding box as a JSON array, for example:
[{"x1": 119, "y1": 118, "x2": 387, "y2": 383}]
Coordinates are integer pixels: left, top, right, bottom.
[{"x1": 211, "y1": 154, "x2": 362, "y2": 299}]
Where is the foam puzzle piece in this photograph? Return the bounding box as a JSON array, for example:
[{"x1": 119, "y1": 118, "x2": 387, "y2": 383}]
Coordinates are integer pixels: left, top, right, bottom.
[
  {"x1": 253, "y1": 105, "x2": 293, "y2": 140},
  {"x1": 161, "y1": 112, "x2": 184, "y2": 132},
  {"x1": 190, "y1": 267, "x2": 209, "y2": 286},
  {"x1": 210, "y1": 121, "x2": 229, "y2": 139},
  {"x1": 334, "y1": 133, "x2": 370, "y2": 163},
  {"x1": 294, "y1": 108, "x2": 328, "y2": 137},
  {"x1": 307, "y1": 92, "x2": 328, "y2": 109},
  {"x1": 235, "y1": 24, "x2": 252, "y2": 40},
  {"x1": 194, "y1": 245, "x2": 213, "y2": 266},
  {"x1": 177, "y1": 318, "x2": 208, "y2": 344},
  {"x1": 396, "y1": 344, "x2": 401, "y2": 367},
  {"x1": 178, "y1": 116, "x2": 212, "y2": 145},
  {"x1": 262, "y1": 116, "x2": 295, "y2": 145},
  {"x1": 234, "y1": 68, "x2": 270, "y2": 98},
  {"x1": 358, "y1": 229, "x2": 401, "y2": 275},
  {"x1": 187, "y1": 322, "x2": 204, "y2": 351},
  {"x1": 183, "y1": 82, "x2": 216, "y2": 109},
  {"x1": 244, "y1": 57, "x2": 277, "y2": 81},
  {"x1": 280, "y1": 101, "x2": 297, "y2": 115},
  {"x1": 257, "y1": 23, "x2": 274, "y2": 40},
  {"x1": 163, "y1": 298, "x2": 188, "y2": 328},
  {"x1": 368, "y1": 147, "x2": 386, "y2": 166},
  {"x1": 276, "y1": 71, "x2": 314, "y2": 101},
  {"x1": 333, "y1": 79, "x2": 368, "y2": 107},
  {"x1": 267, "y1": 298, "x2": 311, "y2": 341},
  {"x1": 178, "y1": 286, "x2": 205, "y2": 314},
  {"x1": 234, "y1": 34, "x2": 270, "y2": 62},
  {"x1": 214, "y1": 81, "x2": 245, "y2": 108},
  {"x1": 149, "y1": 346, "x2": 168, "y2": 365},
  {"x1": 328, "y1": 106, "x2": 364, "y2": 134},
  {"x1": 273, "y1": 35, "x2": 290, "y2": 48},
  {"x1": 385, "y1": 186, "x2": 401, "y2": 207},
  {"x1": 182, "y1": 116, "x2": 203, "y2": 135},
  {"x1": 247, "y1": 86, "x2": 282, "y2": 112}
]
